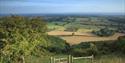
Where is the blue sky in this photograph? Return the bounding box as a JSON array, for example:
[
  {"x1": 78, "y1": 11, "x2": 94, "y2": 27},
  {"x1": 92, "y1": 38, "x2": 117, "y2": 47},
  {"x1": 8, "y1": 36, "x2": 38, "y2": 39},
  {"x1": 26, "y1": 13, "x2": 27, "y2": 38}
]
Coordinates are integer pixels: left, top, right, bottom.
[{"x1": 0, "y1": 0, "x2": 125, "y2": 14}]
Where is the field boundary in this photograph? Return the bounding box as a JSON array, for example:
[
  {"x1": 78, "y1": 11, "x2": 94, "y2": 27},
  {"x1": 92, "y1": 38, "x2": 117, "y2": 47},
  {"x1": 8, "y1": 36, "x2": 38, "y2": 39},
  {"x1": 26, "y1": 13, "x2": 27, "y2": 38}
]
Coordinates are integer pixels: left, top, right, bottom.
[{"x1": 50, "y1": 55, "x2": 94, "y2": 63}]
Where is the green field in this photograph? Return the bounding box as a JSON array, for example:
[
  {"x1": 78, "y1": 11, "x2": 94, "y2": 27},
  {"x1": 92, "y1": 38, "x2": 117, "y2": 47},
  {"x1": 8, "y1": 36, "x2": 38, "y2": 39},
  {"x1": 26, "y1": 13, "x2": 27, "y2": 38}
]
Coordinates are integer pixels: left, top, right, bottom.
[{"x1": 47, "y1": 16, "x2": 122, "y2": 32}]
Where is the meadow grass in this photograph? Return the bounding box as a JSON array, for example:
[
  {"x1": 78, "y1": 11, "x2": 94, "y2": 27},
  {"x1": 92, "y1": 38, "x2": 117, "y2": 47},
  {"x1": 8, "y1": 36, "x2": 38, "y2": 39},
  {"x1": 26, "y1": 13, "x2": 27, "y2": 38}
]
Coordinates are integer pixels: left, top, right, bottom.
[{"x1": 26, "y1": 56, "x2": 50, "y2": 63}]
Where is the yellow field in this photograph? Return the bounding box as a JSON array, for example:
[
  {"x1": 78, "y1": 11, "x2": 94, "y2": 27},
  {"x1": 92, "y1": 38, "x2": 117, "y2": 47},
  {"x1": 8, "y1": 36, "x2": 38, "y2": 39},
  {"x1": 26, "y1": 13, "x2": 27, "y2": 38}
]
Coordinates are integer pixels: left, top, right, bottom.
[
  {"x1": 47, "y1": 31, "x2": 125, "y2": 45},
  {"x1": 47, "y1": 31, "x2": 95, "y2": 36}
]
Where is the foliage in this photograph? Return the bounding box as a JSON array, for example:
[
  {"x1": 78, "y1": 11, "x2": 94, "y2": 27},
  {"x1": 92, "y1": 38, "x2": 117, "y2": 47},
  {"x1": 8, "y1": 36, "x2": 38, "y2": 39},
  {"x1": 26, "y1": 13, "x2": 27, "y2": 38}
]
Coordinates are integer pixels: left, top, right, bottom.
[
  {"x1": 65, "y1": 25, "x2": 79, "y2": 32},
  {"x1": 93, "y1": 27, "x2": 115, "y2": 36},
  {"x1": 71, "y1": 42, "x2": 98, "y2": 57},
  {"x1": 0, "y1": 16, "x2": 48, "y2": 63},
  {"x1": 116, "y1": 36, "x2": 125, "y2": 53},
  {"x1": 46, "y1": 36, "x2": 69, "y2": 54}
]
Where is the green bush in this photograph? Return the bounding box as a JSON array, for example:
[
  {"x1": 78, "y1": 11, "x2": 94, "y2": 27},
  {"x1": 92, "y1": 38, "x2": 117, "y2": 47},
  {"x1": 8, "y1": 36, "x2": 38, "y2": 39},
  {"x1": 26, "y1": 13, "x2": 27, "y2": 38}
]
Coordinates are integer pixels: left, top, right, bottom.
[
  {"x1": 0, "y1": 16, "x2": 48, "y2": 63},
  {"x1": 71, "y1": 43, "x2": 98, "y2": 56},
  {"x1": 116, "y1": 36, "x2": 125, "y2": 53},
  {"x1": 46, "y1": 36, "x2": 69, "y2": 54},
  {"x1": 93, "y1": 27, "x2": 115, "y2": 37}
]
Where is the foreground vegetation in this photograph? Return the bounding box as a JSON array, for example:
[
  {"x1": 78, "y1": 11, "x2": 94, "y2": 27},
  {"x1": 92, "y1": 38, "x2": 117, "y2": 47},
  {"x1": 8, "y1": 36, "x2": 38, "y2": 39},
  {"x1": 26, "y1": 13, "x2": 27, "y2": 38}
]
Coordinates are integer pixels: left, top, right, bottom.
[
  {"x1": 0, "y1": 16, "x2": 48, "y2": 63},
  {"x1": 0, "y1": 16, "x2": 69, "y2": 63}
]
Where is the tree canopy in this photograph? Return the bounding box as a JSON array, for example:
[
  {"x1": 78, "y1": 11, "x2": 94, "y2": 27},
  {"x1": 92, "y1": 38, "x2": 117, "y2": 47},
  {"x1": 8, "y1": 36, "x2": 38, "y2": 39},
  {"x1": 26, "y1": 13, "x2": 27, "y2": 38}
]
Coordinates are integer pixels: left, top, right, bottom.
[{"x1": 0, "y1": 16, "x2": 48, "y2": 63}]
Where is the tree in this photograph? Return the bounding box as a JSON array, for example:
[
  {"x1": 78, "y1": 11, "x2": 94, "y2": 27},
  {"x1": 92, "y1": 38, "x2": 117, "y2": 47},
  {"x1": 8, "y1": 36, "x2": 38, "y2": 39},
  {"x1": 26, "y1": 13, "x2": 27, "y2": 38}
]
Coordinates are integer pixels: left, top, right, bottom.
[
  {"x1": 46, "y1": 36, "x2": 68, "y2": 54},
  {"x1": 65, "y1": 25, "x2": 79, "y2": 32},
  {"x1": 93, "y1": 27, "x2": 115, "y2": 37},
  {"x1": 0, "y1": 16, "x2": 48, "y2": 63}
]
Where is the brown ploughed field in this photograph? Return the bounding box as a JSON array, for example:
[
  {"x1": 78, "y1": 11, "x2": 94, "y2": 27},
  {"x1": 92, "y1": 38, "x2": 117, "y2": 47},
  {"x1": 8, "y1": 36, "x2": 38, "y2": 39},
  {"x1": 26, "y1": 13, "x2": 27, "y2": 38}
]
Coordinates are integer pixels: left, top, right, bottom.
[{"x1": 48, "y1": 31, "x2": 125, "y2": 45}]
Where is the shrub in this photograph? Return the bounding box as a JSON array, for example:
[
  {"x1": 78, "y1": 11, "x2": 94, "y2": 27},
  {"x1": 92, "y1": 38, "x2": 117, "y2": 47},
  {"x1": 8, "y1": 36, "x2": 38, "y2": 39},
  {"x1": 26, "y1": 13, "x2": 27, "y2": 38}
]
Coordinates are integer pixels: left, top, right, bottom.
[
  {"x1": 0, "y1": 16, "x2": 48, "y2": 63},
  {"x1": 71, "y1": 43, "x2": 98, "y2": 56},
  {"x1": 46, "y1": 36, "x2": 69, "y2": 54},
  {"x1": 93, "y1": 27, "x2": 115, "y2": 37}
]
